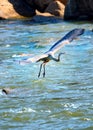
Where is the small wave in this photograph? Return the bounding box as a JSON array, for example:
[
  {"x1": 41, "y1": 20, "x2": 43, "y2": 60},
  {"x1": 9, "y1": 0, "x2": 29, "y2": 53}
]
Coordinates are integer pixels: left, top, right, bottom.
[
  {"x1": 5, "y1": 44, "x2": 11, "y2": 48},
  {"x1": 63, "y1": 103, "x2": 80, "y2": 109},
  {"x1": 9, "y1": 107, "x2": 36, "y2": 114},
  {"x1": 12, "y1": 53, "x2": 33, "y2": 58}
]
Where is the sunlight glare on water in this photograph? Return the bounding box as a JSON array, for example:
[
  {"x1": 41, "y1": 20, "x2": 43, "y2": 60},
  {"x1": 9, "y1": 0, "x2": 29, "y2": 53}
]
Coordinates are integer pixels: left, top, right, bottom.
[{"x1": 0, "y1": 20, "x2": 93, "y2": 130}]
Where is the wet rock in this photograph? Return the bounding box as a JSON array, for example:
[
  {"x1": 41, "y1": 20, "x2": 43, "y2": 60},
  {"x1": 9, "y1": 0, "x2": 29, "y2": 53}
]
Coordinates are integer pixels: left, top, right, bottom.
[
  {"x1": 1, "y1": 88, "x2": 31, "y2": 97},
  {"x1": 0, "y1": 0, "x2": 36, "y2": 19},
  {"x1": 2, "y1": 88, "x2": 13, "y2": 95},
  {"x1": 32, "y1": 14, "x2": 63, "y2": 23},
  {"x1": 64, "y1": 0, "x2": 93, "y2": 20}
]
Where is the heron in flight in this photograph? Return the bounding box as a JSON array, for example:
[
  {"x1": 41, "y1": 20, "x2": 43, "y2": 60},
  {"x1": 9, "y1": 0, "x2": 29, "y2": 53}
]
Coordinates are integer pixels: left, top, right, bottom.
[{"x1": 20, "y1": 28, "x2": 84, "y2": 77}]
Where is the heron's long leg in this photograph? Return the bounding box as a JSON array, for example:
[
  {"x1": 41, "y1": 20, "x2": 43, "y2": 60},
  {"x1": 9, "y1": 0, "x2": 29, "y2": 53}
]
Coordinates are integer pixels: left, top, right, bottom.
[
  {"x1": 38, "y1": 62, "x2": 47, "y2": 78},
  {"x1": 38, "y1": 62, "x2": 43, "y2": 78},
  {"x1": 43, "y1": 63, "x2": 46, "y2": 78}
]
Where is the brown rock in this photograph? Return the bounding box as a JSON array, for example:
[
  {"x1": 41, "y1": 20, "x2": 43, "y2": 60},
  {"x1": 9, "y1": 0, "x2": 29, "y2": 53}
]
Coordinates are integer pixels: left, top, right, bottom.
[
  {"x1": 45, "y1": 0, "x2": 65, "y2": 17},
  {"x1": 26, "y1": 0, "x2": 67, "y2": 17},
  {"x1": 2, "y1": 88, "x2": 13, "y2": 94},
  {"x1": 0, "y1": 0, "x2": 36, "y2": 19},
  {"x1": 57, "y1": 0, "x2": 68, "y2": 5}
]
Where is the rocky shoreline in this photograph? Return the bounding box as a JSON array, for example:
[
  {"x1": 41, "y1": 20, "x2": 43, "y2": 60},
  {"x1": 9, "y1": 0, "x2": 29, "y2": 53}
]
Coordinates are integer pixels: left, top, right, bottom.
[{"x1": 0, "y1": 0, "x2": 93, "y2": 20}]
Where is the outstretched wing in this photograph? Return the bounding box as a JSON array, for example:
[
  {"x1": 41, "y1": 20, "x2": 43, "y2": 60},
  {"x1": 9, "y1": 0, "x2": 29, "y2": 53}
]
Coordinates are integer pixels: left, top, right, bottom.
[{"x1": 47, "y1": 28, "x2": 85, "y2": 54}]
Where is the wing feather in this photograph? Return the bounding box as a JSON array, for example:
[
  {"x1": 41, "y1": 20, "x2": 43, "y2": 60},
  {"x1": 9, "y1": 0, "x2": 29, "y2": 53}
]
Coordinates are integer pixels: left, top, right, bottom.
[
  {"x1": 19, "y1": 53, "x2": 48, "y2": 65},
  {"x1": 48, "y1": 28, "x2": 84, "y2": 54}
]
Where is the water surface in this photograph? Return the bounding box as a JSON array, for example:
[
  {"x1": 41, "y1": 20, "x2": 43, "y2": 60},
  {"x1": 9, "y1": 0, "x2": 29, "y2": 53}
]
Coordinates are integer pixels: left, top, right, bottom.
[{"x1": 0, "y1": 20, "x2": 93, "y2": 130}]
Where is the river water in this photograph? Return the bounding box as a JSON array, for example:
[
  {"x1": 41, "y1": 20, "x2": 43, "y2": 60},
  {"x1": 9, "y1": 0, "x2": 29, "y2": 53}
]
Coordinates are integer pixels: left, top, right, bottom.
[{"x1": 0, "y1": 20, "x2": 93, "y2": 130}]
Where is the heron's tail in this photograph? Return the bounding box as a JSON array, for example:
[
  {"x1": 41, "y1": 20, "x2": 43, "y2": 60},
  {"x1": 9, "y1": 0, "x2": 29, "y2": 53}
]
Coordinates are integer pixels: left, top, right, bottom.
[{"x1": 62, "y1": 28, "x2": 85, "y2": 42}]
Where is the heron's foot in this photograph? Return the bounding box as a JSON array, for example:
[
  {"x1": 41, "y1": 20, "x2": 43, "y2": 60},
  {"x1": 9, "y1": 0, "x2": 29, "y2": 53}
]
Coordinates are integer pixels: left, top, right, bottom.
[
  {"x1": 38, "y1": 71, "x2": 45, "y2": 78},
  {"x1": 38, "y1": 72, "x2": 40, "y2": 78},
  {"x1": 43, "y1": 71, "x2": 45, "y2": 78}
]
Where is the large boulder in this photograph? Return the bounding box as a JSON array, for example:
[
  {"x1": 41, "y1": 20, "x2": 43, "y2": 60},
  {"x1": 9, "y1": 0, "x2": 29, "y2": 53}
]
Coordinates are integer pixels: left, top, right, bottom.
[
  {"x1": 64, "y1": 0, "x2": 93, "y2": 20},
  {"x1": 44, "y1": 0, "x2": 65, "y2": 17},
  {"x1": 26, "y1": 0, "x2": 68, "y2": 17},
  {"x1": 58, "y1": 0, "x2": 68, "y2": 5},
  {"x1": 0, "y1": 0, "x2": 36, "y2": 19}
]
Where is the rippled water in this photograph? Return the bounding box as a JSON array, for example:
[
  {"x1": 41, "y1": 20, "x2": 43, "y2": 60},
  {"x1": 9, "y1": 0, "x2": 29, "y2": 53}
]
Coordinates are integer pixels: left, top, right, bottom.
[{"x1": 0, "y1": 20, "x2": 93, "y2": 130}]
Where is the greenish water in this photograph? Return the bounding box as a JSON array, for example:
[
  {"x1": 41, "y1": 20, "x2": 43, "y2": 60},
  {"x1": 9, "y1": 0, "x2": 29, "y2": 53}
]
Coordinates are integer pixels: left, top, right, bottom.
[{"x1": 0, "y1": 20, "x2": 93, "y2": 130}]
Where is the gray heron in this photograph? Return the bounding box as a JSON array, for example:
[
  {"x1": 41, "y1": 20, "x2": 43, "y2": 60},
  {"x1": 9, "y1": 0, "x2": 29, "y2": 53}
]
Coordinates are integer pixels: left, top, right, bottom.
[{"x1": 20, "y1": 28, "x2": 84, "y2": 77}]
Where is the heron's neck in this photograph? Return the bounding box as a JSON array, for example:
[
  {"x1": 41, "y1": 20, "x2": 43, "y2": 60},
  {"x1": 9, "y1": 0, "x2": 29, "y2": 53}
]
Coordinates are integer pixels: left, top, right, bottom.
[{"x1": 51, "y1": 53, "x2": 64, "y2": 62}]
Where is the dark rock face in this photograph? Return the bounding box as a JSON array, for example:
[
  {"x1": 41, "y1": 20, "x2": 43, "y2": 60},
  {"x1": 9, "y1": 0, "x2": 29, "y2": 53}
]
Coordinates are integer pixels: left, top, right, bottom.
[
  {"x1": 25, "y1": 0, "x2": 54, "y2": 12},
  {"x1": 64, "y1": 0, "x2": 93, "y2": 20},
  {"x1": 8, "y1": 0, "x2": 36, "y2": 17}
]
